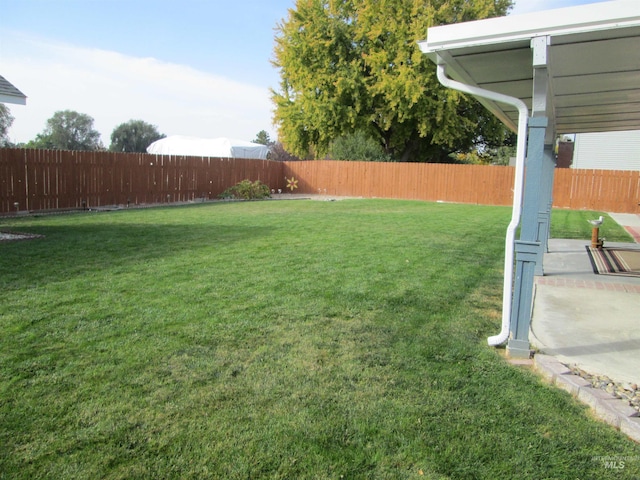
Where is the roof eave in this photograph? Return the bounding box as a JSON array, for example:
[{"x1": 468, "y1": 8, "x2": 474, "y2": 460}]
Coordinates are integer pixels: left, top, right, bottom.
[
  {"x1": 0, "y1": 93, "x2": 27, "y2": 106},
  {"x1": 419, "y1": 0, "x2": 640, "y2": 54}
]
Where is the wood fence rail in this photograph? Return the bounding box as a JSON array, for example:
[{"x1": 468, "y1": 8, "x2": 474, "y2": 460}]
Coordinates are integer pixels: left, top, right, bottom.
[{"x1": 1, "y1": 149, "x2": 639, "y2": 214}]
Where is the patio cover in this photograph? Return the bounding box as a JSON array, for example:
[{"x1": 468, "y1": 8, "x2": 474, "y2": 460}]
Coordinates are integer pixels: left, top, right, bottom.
[
  {"x1": 419, "y1": 0, "x2": 640, "y2": 357},
  {"x1": 419, "y1": 0, "x2": 640, "y2": 136}
]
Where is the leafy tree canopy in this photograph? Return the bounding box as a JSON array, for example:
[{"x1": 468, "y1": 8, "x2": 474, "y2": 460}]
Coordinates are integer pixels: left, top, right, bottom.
[
  {"x1": 253, "y1": 130, "x2": 273, "y2": 146},
  {"x1": 0, "y1": 104, "x2": 15, "y2": 147},
  {"x1": 110, "y1": 119, "x2": 165, "y2": 153},
  {"x1": 27, "y1": 110, "x2": 103, "y2": 151},
  {"x1": 329, "y1": 130, "x2": 391, "y2": 161},
  {"x1": 272, "y1": 0, "x2": 514, "y2": 162}
]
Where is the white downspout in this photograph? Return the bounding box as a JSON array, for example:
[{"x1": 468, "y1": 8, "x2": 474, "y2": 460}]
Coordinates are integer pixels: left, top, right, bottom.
[{"x1": 435, "y1": 63, "x2": 529, "y2": 346}]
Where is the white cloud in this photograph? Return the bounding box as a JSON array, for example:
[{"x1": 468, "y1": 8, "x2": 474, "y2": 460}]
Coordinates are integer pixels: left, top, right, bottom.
[{"x1": 2, "y1": 32, "x2": 276, "y2": 146}]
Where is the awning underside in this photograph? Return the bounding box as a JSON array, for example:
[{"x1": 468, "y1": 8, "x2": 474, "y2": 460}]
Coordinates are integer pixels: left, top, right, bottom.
[{"x1": 420, "y1": 1, "x2": 640, "y2": 135}]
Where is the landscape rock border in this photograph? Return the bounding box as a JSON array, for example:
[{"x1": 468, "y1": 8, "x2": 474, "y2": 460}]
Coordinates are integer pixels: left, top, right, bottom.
[{"x1": 534, "y1": 353, "x2": 640, "y2": 442}]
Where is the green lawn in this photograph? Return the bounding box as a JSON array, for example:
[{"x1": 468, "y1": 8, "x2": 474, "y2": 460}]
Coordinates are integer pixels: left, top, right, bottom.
[{"x1": 1, "y1": 200, "x2": 637, "y2": 479}]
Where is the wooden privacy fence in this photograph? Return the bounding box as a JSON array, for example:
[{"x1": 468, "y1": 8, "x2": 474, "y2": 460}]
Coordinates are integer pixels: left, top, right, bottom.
[
  {"x1": 0, "y1": 148, "x2": 286, "y2": 213},
  {"x1": 1, "y1": 149, "x2": 639, "y2": 214},
  {"x1": 284, "y1": 160, "x2": 516, "y2": 206},
  {"x1": 284, "y1": 160, "x2": 639, "y2": 213},
  {"x1": 552, "y1": 168, "x2": 640, "y2": 213}
]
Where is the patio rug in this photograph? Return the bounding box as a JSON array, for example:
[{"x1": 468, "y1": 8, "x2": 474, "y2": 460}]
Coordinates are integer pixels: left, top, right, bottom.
[{"x1": 586, "y1": 246, "x2": 640, "y2": 277}]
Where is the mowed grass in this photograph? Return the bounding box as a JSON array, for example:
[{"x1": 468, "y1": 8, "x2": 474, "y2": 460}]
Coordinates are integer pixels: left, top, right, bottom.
[
  {"x1": 0, "y1": 200, "x2": 638, "y2": 479},
  {"x1": 550, "y1": 208, "x2": 633, "y2": 242}
]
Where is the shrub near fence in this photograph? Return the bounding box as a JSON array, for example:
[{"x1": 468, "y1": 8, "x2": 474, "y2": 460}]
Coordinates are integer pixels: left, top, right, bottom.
[
  {"x1": 1, "y1": 148, "x2": 639, "y2": 214},
  {"x1": 0, "y1": 148, "x2": 286, "y2": 213}
]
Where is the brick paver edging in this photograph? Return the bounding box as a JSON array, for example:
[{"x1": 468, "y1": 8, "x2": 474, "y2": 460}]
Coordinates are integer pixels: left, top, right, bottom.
[
  {"x1": 536, "y1": 277, "x2": 640, "y2": 293},
  {"x1": 624, "y1": 226, "x2": 640, "y2": 243},
  {"x1": 534, "y1": 354, "x2": 640, "y2": 442}
]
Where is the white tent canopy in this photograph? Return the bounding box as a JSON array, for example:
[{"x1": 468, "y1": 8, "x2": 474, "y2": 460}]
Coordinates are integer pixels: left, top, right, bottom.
[{"x1": 146, "y1": 136, "x2": 269, "y2": 159}]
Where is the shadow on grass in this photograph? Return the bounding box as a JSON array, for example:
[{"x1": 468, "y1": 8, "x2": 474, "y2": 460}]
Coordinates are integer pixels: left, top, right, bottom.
[{"x1": 0, "y1": 221, "x2": 274, "y2": 289}]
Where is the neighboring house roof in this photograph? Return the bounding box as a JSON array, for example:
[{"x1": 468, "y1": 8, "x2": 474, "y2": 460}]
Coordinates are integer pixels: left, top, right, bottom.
[
  {"x1": 0, "y1": 74, "x2": 27, "y2": 105},
  {"x1": 419, "y1": 0, "x2": 640, "y2": 136}
]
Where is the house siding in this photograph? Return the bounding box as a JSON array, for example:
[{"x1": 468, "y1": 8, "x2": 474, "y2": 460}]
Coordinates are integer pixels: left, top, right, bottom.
[{"x1": 573, "y1": 130, "x2": 640, "y2": 171}]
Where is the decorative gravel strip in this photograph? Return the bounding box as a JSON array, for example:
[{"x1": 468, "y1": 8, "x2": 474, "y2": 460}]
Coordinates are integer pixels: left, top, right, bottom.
[
  {"x1": 534, "y1": 354, "x2": 640, "y2": 442},
  {"x1": 570, "y1": 366, "x2": 640, "y2": 413}
]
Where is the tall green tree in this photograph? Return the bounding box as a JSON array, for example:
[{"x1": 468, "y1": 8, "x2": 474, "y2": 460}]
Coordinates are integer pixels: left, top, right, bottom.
[
  {"x1": 253, "y1": 130, "x2": 272, "y2": 146},
  {"x1": 0, "y1": 104, "x2": 15, "y2": 147},
  {"x1": 110, "y1": 119, "x2": 165, "y2": 152},
  {"x1": 272, "y1": 0, "x2": 513, "y2": 162},
  {"x1": 28, "y1": 110, "x2": 103, "y2": 150}
]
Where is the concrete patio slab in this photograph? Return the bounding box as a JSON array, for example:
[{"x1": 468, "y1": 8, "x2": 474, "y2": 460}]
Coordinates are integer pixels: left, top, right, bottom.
[
  {"x1": 531, "y1": 238, "x2": 640, "y2": 385},
  {"x1": 529, "y1": 214, "x2": 640, "y2": 440}
]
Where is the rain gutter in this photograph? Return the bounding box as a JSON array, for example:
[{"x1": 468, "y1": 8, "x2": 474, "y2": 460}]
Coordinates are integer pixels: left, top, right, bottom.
[{"x1": 435, "y1": 62, "x2": 529, "y2": 346}]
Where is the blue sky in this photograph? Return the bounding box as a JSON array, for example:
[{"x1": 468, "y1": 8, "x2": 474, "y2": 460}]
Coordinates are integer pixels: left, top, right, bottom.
[{"x1": 1, "y1": 0, "x2": 606, "y2": 146}]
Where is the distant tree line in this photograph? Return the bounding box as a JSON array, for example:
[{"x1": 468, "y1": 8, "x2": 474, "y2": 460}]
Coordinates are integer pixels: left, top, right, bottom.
[
  {"x1": 0, "y1": 106, "x2": 166, "y2": 152},
  {"x1": 1, "y1": 104, "x2": 514, "y2": 165},
  {"x1": 0, "y1": 107, "x2": 305, "y2": 160}
]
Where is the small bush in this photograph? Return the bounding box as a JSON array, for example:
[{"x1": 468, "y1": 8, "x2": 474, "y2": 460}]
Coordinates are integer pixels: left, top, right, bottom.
[{"x1": 219, "y1": 180, "x2": 271, "y2": 200}]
